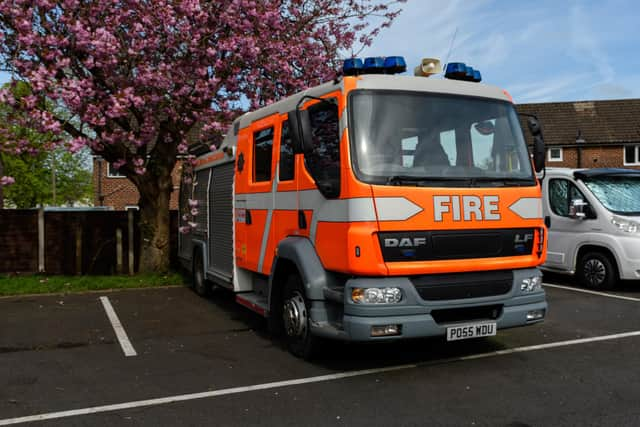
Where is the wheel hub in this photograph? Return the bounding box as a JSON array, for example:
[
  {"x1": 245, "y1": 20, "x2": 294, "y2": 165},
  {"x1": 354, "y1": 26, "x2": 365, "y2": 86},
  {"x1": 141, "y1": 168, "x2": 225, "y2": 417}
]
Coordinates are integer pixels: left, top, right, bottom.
[
  {"x1": 283, "y1": 292, "x2": 307, "y2": 338},
  {"x1": 584, "y1": 259, "x2": 606, "y2": 286}
]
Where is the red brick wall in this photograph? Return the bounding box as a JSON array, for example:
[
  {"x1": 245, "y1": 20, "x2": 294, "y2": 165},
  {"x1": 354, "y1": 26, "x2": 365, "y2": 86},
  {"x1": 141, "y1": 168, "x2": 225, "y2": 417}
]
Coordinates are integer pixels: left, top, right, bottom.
[
  {"x1": 92, "y1": 159, "x2": 183, "y2": 210},
  {"x1": 546, "y1": 146, "x2": 640, "y2": 170}
]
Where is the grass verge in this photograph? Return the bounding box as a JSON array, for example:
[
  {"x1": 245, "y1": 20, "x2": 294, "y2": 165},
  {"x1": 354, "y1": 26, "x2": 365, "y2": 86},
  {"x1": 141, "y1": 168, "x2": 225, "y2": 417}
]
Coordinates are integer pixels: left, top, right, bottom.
[{"x1": 0, "y1": 273, "x2": 185, "y2": 296}]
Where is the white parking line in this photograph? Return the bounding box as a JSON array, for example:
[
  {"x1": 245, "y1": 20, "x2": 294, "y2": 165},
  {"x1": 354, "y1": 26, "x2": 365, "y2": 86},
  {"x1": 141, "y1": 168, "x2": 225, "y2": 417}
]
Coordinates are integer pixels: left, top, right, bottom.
[
  {"x1": 99, "y1": 296, "x2": 137, "y2": 357},
  {"x1": 543, "y1": 283, "x2": 640, "y2": 302},
  {"x1": 2, "y1": 329, "x2": 640, "y2": 426}
]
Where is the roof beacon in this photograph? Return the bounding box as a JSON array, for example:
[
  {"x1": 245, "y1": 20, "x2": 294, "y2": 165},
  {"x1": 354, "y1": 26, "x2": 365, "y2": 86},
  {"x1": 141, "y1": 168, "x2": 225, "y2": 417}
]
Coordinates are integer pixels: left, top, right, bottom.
[
  {"x1": 445, "y1": 62, "x2": 482, "y2": 82},
  {"x1": 414, "y1": 58, "x2": 442, "y2": 77},
  {"x1": 343, "y1": 58, "x2": 364, "y2": 76},
  {"x1": 363, "y1": 57, "x2": 386, "y2": 74},
  {"x1": 384, "y1": 56, "x2": 407, "y2": 74}
]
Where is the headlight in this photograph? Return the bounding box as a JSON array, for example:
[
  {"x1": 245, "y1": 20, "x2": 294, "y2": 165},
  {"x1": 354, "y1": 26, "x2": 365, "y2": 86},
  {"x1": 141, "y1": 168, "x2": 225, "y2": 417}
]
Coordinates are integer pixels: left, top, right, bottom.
[
  {"x1": 611, "y1": 216, "x2": 640, "y2": 233},
  {"x1": 520, "y1": 276, "x2": 542, "y2": 293},
  {"x1": 352, "y1": 287, "x2": 403, "y2": 304}
]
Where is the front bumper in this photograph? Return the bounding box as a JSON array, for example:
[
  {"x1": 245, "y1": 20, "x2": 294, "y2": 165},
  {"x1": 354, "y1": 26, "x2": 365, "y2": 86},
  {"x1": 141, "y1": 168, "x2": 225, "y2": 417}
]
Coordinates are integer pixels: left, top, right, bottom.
[{"x1": 311, "y1": 268, "x2": 547, "y2": 341}]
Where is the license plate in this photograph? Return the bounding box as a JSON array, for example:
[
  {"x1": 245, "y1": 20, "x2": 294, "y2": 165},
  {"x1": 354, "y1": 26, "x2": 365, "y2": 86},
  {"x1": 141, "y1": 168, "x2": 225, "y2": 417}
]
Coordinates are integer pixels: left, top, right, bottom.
[{"x1": 446, "y1": 322, "x2": 496, "y2": 341}]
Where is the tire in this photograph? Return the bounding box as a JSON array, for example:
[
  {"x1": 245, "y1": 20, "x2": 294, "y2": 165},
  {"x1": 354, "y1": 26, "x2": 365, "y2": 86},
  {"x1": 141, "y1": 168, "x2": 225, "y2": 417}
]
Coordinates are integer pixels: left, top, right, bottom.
[
  {"x1": 282, "y1": 274, "x2": 319, "y2": 359},
  {"x1": 577, "y1": 251, "x2": 617, "y2": 290},
  {"x1": 192, "y1": 250, "x2": 209, "y2": 297}
]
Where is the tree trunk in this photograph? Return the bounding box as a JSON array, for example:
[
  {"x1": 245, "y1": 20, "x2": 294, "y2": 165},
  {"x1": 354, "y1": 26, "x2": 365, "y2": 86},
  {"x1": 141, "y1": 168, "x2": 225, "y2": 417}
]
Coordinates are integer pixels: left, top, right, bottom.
[
  {"x1": 0, "y1": 155, "x2": 4, "y2": 209},
  {"x1": 136, "y1": 165, "x2": 174, "y2": 273}
]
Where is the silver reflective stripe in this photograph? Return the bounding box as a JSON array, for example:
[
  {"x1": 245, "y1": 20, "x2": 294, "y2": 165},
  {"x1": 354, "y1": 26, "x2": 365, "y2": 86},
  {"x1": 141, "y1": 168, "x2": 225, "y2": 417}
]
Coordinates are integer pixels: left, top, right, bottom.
[
  {"x1": 509, "y1": 197, "x2": 543, "y2": 219},
  {"x1": 238, "y1": 190, "x2": 424, "y2": 247},
  {"x1": 257, "y1": 174, "x2": 277, "y2": 273},
  {"x1": 375, "y1": 197, "x2": 423, "y2": 221}
]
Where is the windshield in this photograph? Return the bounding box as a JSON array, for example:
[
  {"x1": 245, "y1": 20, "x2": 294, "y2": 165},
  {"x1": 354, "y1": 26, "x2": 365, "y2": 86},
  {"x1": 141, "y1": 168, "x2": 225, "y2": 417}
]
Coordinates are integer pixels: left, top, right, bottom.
[
  {"x1": 583, "y1": 176, "x2": 640, "y2": 216},
  {"x1": 349, "y1": 90, "x2": 535, "y2": 186}
]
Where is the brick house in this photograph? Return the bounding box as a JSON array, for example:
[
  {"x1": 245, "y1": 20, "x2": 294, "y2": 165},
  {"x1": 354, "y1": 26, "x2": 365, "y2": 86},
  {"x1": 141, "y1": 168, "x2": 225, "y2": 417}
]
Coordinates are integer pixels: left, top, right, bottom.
[
  {"x1": 517, "y1": 99, "x2": 640, "y2": 170},
  {"x1": 92, "y1": 157, "x2": 183, "y2": 210}
]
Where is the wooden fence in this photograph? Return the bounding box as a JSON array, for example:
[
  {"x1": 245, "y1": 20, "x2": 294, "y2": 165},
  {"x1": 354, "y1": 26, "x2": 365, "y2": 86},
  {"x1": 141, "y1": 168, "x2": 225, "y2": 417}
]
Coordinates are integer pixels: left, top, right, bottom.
[{"x1": 0, "y1": 209, "x2": 178, "y2": 275}]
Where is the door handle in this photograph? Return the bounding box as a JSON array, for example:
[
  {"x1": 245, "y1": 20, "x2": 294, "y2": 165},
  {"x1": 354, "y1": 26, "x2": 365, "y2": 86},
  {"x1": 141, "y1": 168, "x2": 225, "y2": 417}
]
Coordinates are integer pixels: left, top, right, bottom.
[
  {"x1": 544, "y1": 215, "x2": 551, "y2": 228},
  {"x1": 245, "y1": 209, "x2": 252, "y2": 225}
]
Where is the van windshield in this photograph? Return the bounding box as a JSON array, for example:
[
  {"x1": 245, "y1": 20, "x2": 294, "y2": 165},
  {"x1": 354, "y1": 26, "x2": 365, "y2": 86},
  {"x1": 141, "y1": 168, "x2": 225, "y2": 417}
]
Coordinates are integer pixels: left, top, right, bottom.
[
  {"x1": 348, "y1": 90, "x2": 535, "y2": 187},
  {"x1": 583, "y1": 176, "x2": 640, "y2": 216}
]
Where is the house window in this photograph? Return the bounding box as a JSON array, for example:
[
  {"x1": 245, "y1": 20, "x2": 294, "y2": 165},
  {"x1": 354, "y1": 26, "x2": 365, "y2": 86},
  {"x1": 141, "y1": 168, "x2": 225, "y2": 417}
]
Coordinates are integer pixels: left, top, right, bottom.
[
  {"x1": 548, "y1": 147, "x2": 563, "y2": 162},
  {"x1": 107, "y1": 162, "x2": 127, "y2": 178},
  {"x1": 624, "y1": 145, "x2": 640, "y2": 166}
]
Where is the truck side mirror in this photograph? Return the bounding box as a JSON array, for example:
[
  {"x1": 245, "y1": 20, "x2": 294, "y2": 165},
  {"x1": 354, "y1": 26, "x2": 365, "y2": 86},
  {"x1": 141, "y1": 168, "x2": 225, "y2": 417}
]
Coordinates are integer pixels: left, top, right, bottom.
[
  {"x1": 527, "y1": 117, "x2": 545, "y2": 173},
  {"x1": 287, "y1": 109, "x2": 312, "y2": 155},
  {"x1": 569, "y1": 199, "x2": 588, "y2": 219}
]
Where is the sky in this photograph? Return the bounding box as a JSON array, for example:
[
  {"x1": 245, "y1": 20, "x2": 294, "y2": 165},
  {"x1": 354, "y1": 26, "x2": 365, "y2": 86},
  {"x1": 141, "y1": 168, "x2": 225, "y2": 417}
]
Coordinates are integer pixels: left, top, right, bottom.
[
  {"x1": 1, "y1": 0, "x2": 638, "y2": 105},
  {"x1": 360, "y1": 0, "x2": 640, "y2": 104}
]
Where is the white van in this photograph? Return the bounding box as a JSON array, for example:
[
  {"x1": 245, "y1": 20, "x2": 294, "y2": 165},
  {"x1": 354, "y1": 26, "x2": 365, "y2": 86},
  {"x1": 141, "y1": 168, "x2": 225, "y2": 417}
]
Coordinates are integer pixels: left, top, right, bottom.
[{"x1": 541, "y1": 168, "x2": 640, "y2": 289}]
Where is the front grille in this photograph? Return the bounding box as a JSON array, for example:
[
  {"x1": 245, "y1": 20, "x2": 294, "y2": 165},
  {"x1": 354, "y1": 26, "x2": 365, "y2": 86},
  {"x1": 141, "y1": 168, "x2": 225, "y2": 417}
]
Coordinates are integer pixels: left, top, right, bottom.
[
  {"x1": 431, "y1": 304, "x2": 503, "y2": 325},
  {"x1": 378, "y1": 228, "x2": 535, "y2": 262},
  {"x1": 412, "y1": 270, "x2": 513, "y2": 301}
]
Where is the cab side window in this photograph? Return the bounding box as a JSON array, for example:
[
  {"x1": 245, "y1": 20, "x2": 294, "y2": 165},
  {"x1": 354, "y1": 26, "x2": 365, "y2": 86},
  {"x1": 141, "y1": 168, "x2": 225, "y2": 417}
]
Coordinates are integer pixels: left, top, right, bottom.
[
  {"x1": 279, "y1": 121, "x2": 295, "y2": 181},
  {"x1": 306, "y1": 99, "x2": 340, "y2": 198},
  {"x1": 253, "y1": 127, "x2": 274, "y2": 182},
  {"x1": 549, "y1": 179, "x2": 590, "y2": 217}
]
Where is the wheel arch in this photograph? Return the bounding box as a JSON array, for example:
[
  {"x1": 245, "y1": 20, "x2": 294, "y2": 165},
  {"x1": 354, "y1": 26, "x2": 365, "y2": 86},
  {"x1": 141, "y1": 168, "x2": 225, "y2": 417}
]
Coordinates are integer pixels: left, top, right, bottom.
[
  {"x1": 267, "y1": 237, "x2": 339, "y2": 317},
  {"x1": 575, "y1": 244, "x2": 620, "y2": 279},
  {"x1": 191, "y1": 239, "x2": 208, "y2": 274}
]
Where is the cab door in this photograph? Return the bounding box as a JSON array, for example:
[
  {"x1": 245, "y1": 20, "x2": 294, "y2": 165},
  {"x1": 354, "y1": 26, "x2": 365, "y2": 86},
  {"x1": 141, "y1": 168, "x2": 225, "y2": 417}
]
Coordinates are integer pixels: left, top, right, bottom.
[
  {"x1": 235, "y1": 118, "x2": 277, "y2": 274},
  {"x1": 544, "y1": 177, "x2": 597, "y2": 271}
]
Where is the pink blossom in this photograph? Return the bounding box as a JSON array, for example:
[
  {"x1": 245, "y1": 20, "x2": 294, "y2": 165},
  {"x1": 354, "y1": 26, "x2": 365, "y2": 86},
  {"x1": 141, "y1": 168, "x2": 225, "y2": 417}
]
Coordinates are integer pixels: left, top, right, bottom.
[
  {"x1": 188, "y1": 199, "x2": 198, "y2": 208},
  {"x1": 0, "y1": 176, "x2": 16, "y2": 186}
]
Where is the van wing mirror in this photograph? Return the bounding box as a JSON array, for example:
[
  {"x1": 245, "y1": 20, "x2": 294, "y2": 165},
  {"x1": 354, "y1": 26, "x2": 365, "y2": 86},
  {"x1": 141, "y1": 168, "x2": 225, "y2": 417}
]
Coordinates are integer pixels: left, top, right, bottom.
[
  {"x1": 287, "y1": 109, "x2": 312, "y2": 155},
  {"x1": 569, "y1": 199, "x2": 588, "y2": 219}
]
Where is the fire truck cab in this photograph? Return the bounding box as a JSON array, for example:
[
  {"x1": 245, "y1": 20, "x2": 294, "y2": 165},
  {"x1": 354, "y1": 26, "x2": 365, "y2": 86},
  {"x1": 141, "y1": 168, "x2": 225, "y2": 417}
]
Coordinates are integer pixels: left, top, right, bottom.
[{"x1": 179, "y1": 57, "x2": 548, "y2": 358}]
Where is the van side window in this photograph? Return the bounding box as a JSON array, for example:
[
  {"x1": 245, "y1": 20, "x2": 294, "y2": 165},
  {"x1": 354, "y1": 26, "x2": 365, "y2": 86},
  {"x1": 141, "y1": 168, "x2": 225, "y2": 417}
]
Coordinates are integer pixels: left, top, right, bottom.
[
  {"x1": 279, "y1": 121, "x2": 295, "y2": 181},
  {"x1": 253, "y1": 127, "x2": 274, "y2": 182},
  {"x1": 549, "y1": 179, "x2": 588, "y2": 217}
]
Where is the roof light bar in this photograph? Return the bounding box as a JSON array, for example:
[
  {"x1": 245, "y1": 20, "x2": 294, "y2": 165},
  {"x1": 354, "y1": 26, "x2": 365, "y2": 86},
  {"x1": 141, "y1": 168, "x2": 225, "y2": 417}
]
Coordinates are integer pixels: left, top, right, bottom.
[
  {"x1": 363, "y1": 57, "x2": 385, "y2": 74},
  {"x1": 343, "y1": 58, "x2": 364, "y2": 76},
  {"x1": 343, "y1": 56, "x2": 407, "y2": 76},
  {"x1": 445, "y1": 62, "x2": 482, "y2": 82},
  {"x1": 383, "y1": 56, "x2": 407, "y2": 74}
]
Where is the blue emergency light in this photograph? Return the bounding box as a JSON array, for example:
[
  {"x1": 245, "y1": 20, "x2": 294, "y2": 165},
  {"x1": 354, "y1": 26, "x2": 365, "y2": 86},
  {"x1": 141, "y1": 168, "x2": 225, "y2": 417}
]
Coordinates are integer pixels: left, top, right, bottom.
[
  {"x1": 343, "y1": 58, "x2": 364, "y2": 76},
  {"x1": 343, "y1": 56, "x2": 407, "y2": 76},
  {"x1": 445, "y1": 62, "x2": 482, "y2": 82},
  {"x1": 363, "y1": 57, "x2": 385, "y2": 74},
  {"x1": 383, "y1": 56, "x2": 407, "y2": 74}
]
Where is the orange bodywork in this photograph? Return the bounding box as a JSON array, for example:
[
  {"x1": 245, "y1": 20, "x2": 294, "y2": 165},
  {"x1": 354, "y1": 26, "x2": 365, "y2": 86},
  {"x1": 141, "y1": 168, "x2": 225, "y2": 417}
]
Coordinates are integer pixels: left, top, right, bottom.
[{"x1": 232, "y1": 80, "x2": 546, "y2": 278}]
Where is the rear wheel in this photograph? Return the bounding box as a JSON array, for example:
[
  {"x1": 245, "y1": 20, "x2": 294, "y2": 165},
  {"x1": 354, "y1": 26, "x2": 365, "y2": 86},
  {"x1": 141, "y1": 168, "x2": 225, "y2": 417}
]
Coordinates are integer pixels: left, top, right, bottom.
[
  {"x1": 192, "y1": 250, "x2": 209, "y2": 296},
  {"x1": 282, "y1": 274, "x2": 319, "y2": 359},
  {"x1": 577, "y1": 251, "x2": 617, "y2": 290}
]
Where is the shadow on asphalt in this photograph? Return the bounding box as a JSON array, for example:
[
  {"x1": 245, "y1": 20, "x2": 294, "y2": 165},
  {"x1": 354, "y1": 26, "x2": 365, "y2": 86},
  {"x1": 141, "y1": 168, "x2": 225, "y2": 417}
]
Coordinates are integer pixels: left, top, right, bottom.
[
  {"x1": 543, "y1": 271, "x2": 640, "y2": 292},
  {"x1": 194, "y1": 283, "x2": 510, "y2": 371}
]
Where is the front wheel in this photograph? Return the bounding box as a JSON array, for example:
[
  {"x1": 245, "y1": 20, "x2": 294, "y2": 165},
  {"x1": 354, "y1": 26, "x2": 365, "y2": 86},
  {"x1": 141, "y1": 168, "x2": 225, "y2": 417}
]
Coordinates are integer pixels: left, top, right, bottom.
[
  {"x1": 282, "y1": 274, "x2": 319, "y2": 359},
  {"x1": 577, "y1": 251, "x2": 617, "y2": 290}
]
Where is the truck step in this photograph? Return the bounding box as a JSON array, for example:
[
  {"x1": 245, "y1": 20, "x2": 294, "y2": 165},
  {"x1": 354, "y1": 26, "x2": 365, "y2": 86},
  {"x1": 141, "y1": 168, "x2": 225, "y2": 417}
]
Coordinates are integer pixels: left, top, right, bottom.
[
  {"x1": 323, "y1": 287, "x2": 344, "y2": 303},
  {"x1": 236, "y1": 292, "x2": 268, "y2": 317}
]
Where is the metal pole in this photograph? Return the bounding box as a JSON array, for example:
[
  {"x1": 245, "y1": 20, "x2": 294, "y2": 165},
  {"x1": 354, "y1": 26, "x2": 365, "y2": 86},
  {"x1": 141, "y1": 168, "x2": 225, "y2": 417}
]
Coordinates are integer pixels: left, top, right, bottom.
[
  {"x1": 38, "y1": 207, "x2": 45, "y2": 273},
  {"x1": 128, "y1": 209, "x2": 134, "y2": 274}
]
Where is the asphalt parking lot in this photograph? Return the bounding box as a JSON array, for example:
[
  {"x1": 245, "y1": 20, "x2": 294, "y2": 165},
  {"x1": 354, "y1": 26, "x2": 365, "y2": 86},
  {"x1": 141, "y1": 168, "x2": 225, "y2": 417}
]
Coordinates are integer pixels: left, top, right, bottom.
[{"x1": 1, "y1": 276, "x2": 640, "y2": 426}]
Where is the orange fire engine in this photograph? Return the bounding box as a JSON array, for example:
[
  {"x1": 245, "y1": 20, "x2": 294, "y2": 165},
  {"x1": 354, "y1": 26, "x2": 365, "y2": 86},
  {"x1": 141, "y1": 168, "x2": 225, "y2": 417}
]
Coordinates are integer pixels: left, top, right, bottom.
[{"x1": 179, "y1": 57, "x2": 548, "y2": 358}]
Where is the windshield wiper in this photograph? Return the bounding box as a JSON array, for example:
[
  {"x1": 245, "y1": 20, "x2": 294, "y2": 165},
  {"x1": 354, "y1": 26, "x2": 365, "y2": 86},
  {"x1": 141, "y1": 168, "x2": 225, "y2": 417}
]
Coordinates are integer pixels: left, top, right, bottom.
[
  {"x1": 470, "y1": 177, "x2": 536, "y2": 186},
  {"x1": 385, "y1": 175, "x2": 472, "y2": 186}
]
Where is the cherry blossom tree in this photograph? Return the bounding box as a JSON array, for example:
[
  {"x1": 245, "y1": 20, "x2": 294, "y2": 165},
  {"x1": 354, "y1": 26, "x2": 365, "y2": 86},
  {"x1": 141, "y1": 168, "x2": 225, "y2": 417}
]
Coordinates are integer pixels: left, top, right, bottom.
[{"x1": 0, "y1": 0, "x2": 404, "y2": 272}]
